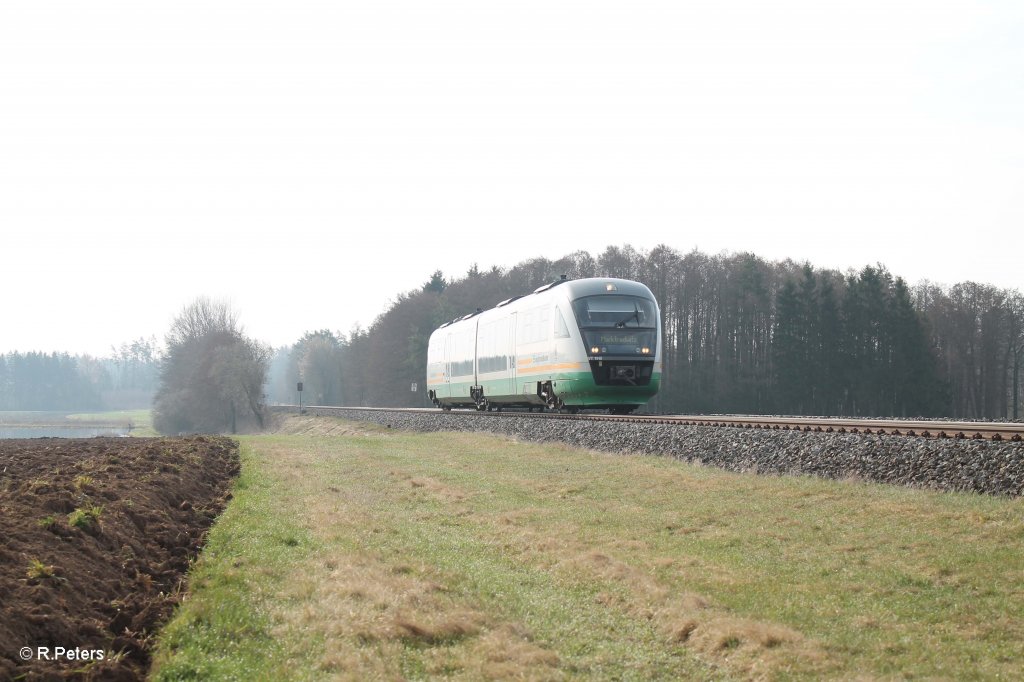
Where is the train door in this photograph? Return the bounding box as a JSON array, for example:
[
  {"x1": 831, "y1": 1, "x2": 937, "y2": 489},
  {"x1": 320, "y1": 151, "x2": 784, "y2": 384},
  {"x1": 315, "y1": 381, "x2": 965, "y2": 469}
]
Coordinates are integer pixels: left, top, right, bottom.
[
  {"x1": 507, "y1": 312, "x2": 517, "y2": 397},
  {"x1": 441, "y1": 332, "x2": 452, "y2": 399}
]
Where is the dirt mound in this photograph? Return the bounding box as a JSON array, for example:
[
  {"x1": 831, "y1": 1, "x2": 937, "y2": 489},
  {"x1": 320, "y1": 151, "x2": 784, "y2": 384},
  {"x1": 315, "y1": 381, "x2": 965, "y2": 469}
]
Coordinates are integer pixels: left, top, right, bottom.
[{"x1": 0, "y1": 436, "x2": 239, "y2": 680}]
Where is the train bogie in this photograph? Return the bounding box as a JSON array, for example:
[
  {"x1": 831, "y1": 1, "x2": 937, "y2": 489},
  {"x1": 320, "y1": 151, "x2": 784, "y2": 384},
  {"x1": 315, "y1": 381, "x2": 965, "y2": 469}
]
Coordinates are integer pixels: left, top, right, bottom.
[{"x1": 426, "y1": 278, "x2": 662, "y2": 412}]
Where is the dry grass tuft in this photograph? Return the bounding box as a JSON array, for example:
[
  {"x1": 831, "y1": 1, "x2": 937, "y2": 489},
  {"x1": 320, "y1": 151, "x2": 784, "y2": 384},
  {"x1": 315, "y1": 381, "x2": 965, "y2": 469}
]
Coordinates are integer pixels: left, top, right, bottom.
[
  {"x1": 557, "y1": 542, "x2": 822, "y2": 674},
  {"x1": 316, "y1": 642, "x2": 401, "y2": 680},
  {"x1": 670, "y1": 619, "x2": 700, "y2": 643},
  {"x1": 394, "y1": 611, "x2": 486, "y2": 644},
  {"x1": 498, "y1": 507, "x2": 544, "y2": 526},
  {"x1": 466, "y1": 624, "x2": 562, "y2": 680},
  {"x1": 853, "y1": 616, "x2": 880, "y2": 630},
  {"x1": 408, "y1": 476, "x2": 468, "y2": 502},
  {"x1": 562, "y1": 550, "x2": 676, "y2": 606},
  {"x1": 276, "y1": 546, "x2": 466, "y2": 643},
  {"x1": 678, "y1": 591, "x2": 711, "y2": 611},
  {"x1": 594, "y1": 591, "x2": 620, "y2": 606},
  {"x1": 690, "y1": 616, "x2": 804, "y2": 655},
  {"x1": 550, "y1": 539, "x2": 824, "y2": 675},
  {"x1": 565, "y1": 550, "x2": 634, "y2": 581}
]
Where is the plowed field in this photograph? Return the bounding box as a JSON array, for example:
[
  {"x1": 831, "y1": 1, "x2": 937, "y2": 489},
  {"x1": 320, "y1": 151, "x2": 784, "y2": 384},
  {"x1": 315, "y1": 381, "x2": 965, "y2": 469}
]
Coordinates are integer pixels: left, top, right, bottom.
[{"x1": 0, "y1": 436, "x2": 239, "y2": 680}]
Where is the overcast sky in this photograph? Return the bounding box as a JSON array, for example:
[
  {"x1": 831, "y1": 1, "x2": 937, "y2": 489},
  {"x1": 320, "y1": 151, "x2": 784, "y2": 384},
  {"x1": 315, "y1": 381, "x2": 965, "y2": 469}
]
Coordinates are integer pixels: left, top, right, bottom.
[{"x1": 2, "y1": 1, "x2": 1021, "y2": 356}]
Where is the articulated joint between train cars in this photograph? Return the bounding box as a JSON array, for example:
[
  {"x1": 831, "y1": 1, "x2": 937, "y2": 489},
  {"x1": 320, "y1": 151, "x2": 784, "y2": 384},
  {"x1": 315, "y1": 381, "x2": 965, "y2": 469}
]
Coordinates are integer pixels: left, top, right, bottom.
[{"x1": 470, "y1": 385, "x2": 488, "y2": 412}]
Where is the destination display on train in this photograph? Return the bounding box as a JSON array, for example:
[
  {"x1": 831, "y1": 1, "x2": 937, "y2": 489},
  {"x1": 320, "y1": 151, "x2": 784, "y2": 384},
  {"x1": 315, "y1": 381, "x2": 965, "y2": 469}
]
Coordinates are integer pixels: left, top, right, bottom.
[{"x1": 593, "y1": 333, "x2": 640, "y2": 346}]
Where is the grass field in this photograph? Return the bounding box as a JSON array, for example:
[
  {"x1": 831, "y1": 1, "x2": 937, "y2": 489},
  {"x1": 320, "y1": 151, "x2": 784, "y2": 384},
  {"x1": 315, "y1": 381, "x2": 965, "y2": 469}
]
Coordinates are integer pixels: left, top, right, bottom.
[
  {"x1": 67, "y1": 409, "x2": 157, "y2": 436},
  {"x1": 150, "y1": 416, "x2": 1024, "y2": 680},
  {"x1": 0, "y1": 409, "x2": 157, "y2": 436}
]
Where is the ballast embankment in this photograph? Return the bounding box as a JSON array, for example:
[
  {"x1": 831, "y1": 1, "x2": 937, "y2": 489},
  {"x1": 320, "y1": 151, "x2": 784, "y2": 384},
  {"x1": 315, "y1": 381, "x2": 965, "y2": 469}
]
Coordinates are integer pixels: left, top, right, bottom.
[{"x1": 298, "y1": 407, "x2": 1024, "y2": 497}]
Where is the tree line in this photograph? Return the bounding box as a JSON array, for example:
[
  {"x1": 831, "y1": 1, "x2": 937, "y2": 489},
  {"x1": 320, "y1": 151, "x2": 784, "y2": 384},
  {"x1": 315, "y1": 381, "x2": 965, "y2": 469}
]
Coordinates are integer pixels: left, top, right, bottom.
[
  {"x1": 0, "y1": 338, "x2": 160, "y2": 411},
  {"x1": 0, "y1": 352, "x2": 103, "y2": 411},
  {"x1": 269, "y1": 245, "x2": 1024, "y2": 420},
  {"x1": 8, "y1": 250, "x2": 1018, "y2": 426}
]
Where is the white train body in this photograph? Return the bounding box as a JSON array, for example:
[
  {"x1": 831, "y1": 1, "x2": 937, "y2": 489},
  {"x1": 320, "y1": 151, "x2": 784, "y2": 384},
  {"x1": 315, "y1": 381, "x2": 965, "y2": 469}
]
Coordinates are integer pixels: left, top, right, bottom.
[{"x1": 426, "y1": 277, "x2": 662, "y2": 412}]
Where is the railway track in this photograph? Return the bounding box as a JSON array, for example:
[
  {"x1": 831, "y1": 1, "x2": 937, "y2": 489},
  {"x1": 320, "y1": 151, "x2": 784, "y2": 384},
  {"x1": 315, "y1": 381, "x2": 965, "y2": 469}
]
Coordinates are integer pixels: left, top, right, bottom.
[{"x1": 275, "y1": 406, "x2": 1024, "y2": 442}]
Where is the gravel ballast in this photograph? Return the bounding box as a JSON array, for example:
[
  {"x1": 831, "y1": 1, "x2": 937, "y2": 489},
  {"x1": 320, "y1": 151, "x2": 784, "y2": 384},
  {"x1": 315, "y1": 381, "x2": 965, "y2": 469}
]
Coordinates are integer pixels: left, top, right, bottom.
[{"x1": 298, "y1": 407, "x2": 1024, "y2": 497}]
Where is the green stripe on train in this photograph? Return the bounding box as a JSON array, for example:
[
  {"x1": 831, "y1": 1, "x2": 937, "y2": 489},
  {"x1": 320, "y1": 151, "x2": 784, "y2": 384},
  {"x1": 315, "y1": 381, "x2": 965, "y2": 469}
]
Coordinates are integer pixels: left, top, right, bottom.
[{"x1": 437, "y1": 371, "x2": 660, "y2": 406}]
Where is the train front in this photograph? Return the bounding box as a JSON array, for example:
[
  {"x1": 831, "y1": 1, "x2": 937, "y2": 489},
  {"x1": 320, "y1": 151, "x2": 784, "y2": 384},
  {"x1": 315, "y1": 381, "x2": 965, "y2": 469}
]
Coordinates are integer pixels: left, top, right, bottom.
[{"x1": 563, "y1": 279, "x2": 662, "y2": 412}]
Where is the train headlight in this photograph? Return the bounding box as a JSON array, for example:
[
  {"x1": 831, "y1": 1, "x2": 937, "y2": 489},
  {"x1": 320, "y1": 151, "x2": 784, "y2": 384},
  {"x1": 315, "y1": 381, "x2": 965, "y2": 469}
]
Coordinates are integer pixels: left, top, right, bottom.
[
  {"x1": 590, "y1": 346, "x2": 600, "y2": 354},
  {"x1": 641, "y1": 347, "x2": 650, "y2": 354}
]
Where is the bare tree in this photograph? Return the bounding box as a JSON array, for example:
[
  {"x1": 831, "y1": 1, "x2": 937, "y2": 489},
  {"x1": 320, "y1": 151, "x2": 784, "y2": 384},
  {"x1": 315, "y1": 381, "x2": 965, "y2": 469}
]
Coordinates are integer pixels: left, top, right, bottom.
[{"x1": 153, "y1": 298, "x2": 270, "y2": 434}]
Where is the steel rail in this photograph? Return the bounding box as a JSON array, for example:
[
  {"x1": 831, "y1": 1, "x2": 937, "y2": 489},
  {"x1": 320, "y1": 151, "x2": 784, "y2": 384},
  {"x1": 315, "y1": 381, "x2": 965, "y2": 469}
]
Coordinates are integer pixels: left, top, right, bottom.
[
  {"x1": 621, "y1": 414, "x2": 1024, "y2": 441},
  {"x1": 277, "y1": 406, "x2": 1024, "y2": 442}
]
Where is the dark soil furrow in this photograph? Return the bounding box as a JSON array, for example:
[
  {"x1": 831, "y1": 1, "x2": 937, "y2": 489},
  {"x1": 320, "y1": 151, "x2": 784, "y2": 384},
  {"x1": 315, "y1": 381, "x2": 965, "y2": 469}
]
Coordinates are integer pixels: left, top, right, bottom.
[{"x1": 0, "y1": 436, "x2": 239, "y2": 680}]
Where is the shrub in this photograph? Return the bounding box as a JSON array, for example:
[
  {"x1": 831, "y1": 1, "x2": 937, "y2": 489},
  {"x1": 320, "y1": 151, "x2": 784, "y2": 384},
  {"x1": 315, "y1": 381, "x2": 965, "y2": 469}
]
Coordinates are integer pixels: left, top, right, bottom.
[
  {"x1": 37, "y1": 515, "x2": 60, "y2": 531},
  {"x1": 26, "y1": 558, "x2": 55, "y2": 582},
  {"x1": 68, "y1": 505, "x2": 103, "y2": 530}
]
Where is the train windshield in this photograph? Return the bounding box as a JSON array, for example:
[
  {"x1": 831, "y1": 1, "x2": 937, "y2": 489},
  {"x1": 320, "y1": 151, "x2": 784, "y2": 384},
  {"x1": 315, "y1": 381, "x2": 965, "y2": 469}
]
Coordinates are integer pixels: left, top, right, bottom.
[{"x1": 571, "y1": 295, "x2": 656, "y2": 329}]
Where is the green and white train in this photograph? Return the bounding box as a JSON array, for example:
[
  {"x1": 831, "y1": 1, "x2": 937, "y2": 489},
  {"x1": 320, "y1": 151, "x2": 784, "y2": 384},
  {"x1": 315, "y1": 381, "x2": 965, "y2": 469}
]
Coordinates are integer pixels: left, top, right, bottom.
[{"x1": 426, "y1": 277, "x2": 662, "y2": 413}]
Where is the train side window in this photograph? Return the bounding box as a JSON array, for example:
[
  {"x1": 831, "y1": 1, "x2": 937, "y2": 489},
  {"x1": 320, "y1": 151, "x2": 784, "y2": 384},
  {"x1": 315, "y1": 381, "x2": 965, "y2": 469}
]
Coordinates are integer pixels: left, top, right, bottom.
[
  {"x1": 518, "y1": 305, "x2": 552, "y2": 344},
  {"x1": 554, "y1": 308, "x2": 571, "y2": 338},
  {"x1": 521, "y1": 310, "x2": 535, "y2": 343},
  {"x1": 538, "y1": 306, "x2": 551, "y2": 342}
]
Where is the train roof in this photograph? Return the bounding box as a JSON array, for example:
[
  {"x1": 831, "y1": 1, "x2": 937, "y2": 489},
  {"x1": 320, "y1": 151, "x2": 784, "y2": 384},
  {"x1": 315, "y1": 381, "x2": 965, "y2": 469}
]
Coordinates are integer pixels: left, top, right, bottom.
[
  {"x1": 431, "y1": 277, "x2": 656, "y2": 333},
  {"x1": 558, "y1": 277, "x2": 656, "y2": 301}
]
